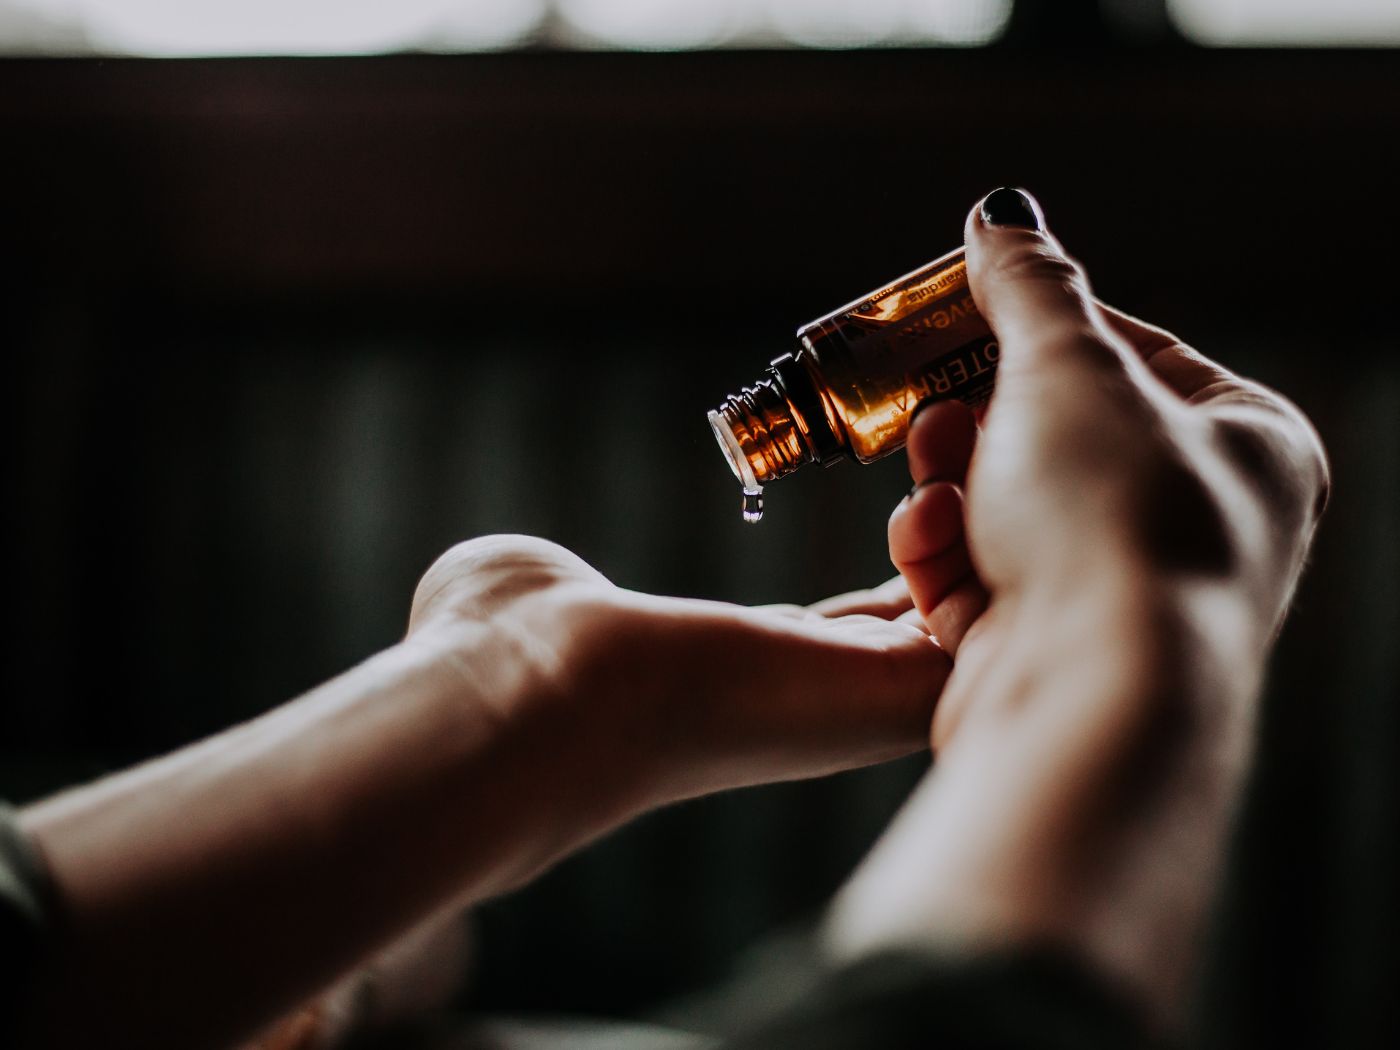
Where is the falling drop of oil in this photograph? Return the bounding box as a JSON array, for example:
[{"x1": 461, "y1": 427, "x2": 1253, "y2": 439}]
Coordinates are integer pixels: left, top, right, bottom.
[{"x1": 741, "y1": 487, "x2": 764, "y2": 524}]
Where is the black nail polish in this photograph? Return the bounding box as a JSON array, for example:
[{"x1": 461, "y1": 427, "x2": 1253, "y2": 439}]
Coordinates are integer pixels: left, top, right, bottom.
[{"x1": 980, "y1": 187, "x2": 1043, "y2": 230}]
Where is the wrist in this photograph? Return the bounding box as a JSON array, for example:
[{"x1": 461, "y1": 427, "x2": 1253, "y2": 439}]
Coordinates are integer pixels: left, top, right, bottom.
[
  {"x1": 832, "y1": 571, "x2": 1260, "y2": 1031},
  {"x1": 922, "y1": 568, "x2": 1256, "y2": 954},
  {"x1": 401, "y1": 591, "x2": 647, "y2": 884}
]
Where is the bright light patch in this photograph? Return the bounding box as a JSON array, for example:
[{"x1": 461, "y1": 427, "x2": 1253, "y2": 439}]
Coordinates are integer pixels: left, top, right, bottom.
[
  {"x1": 767, "y1": 0, "x2": 1011, "y2": 49},
  {"x1": 555, "y1": 0, "x2": 744, "y2": 50},
  {"x1": 1169, "y1": 0, "x2": 1400, "y2": 45},
  {"x1": 905, "y1": 0, "x2": 1012, "y2": 45},
  {"x1": 1, "y1": 0, "x2": 546, "y2": 55},
  {"x1": 0, "y1": 0, "x2": 1014, "y2": 54},
  {"x1": 766, "y1": 0, "x2": 912, "y2": 49}
]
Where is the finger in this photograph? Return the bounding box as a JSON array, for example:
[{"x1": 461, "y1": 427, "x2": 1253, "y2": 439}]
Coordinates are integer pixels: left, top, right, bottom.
[
  {"x1": 889, "y1": 481, "x2": 966, "y2": 567},
  {"x1": 809, "y1": 575, "x2": 914, "y2": 620},
  {"x1": 897, "y1": 578, "x2": 989, "y2": 649},
  {"x1": 889, "y1": 480, "x2": 982, "y2": 652},
  {"x1": 922, "y1": 577, "x2": 990, "y2": 655},
  {"x1": 896, "y1": 542, "x2": 975, "y2": 623},
  {"x1": 889, "y1": 514, "x2": 986, "y2": 655},
  {"x1": 964, "y1": 188, "x2": 1137, "y2": 388},
  {"x1": 1094, "y1": 301, "x2": 1243, "y2": 402},
  {"x1": 1100, "y1": 298, "x2": 1317, "y2": 438},
  {"x1": 907, "y1": 398, "x2": 978, "y2": 487},
  {"x1": 812, "y1": 400, "x2": 974, "y2": 626},
  {"x1": 1097, "y1": 302, "x2": 1329, "y2": 517}
]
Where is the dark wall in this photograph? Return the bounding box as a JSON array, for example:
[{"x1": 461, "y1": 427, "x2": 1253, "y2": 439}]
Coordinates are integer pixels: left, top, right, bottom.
[{"x1": 3, "y1": 48, "x2": 1397, "y2": 1045}]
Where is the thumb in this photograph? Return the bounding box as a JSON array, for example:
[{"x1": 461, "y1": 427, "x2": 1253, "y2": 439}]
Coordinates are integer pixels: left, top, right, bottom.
[{"x1": 964, "y1": 188, "x2": 1131, "y2": 386}]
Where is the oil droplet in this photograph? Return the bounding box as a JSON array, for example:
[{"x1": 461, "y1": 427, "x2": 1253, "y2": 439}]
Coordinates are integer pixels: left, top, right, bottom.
[{"x1": 742, "y1": 487, "x2": 764, "y2": 524}]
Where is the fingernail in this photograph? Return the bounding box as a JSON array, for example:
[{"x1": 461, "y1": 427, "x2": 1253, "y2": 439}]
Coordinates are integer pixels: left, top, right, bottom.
[
  {"x1": 979, "y1": 187, "x2": 1043, "y2": 230},
  {"x1": 907, "y1": 479, "x2": 931, "y2": 501}
]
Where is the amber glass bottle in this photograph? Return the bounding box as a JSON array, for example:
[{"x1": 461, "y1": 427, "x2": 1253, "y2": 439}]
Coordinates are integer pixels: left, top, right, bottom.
[{"x1": 708, "y1": 245, "x2": 997, "y2": 519}]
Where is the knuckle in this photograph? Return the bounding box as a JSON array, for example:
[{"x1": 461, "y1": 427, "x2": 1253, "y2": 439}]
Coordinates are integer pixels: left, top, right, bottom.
[
  {"x1": 1211, "y1": 400, "x2": 1331, "y2": 525},
  {"x1": 413, "y1": 535, "x2": 598, "y2": 623},
  {"x1": 428, "y1": 534, "x2": 564, "y2": 579},
  {"x1": 993, "y1": 242, "x2": 1092, "y2": 301}
]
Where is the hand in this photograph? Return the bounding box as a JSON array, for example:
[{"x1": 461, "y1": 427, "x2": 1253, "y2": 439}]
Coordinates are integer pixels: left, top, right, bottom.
[
  {"x1": 22, "y1": 543, "x2": 945, "y2": 1049},
  {"x1": 226, "y1": 557, "x2": 942, "y2": 1050},
  {"x1": 407, "y1": 535, "x2": 947, "y2": 832},
  {"x1": 831, "y1": 188, "x2": 1328, "y2": 1028},
  {"x1": 889, "y1": 188, "x2": 1327, "y2": 748}
]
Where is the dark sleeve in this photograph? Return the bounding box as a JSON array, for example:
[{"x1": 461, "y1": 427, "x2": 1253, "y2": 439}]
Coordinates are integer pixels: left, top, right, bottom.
[
  {"x1": 723, "y1": 947, "x2": 1160, "y2": 1050},
  {"x1": 1, "y1": 802, "x2": 56, "y2": 1045}
]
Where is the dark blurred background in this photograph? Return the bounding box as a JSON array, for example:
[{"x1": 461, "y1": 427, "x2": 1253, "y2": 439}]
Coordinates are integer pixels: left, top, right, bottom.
[{"x1": 2, "y1": 0, "x2": 1396, "y2": 1045}]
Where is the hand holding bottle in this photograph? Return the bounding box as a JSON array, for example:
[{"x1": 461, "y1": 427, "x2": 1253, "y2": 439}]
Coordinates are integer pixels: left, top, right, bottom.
[
  {"x1": 889, "y1": 187, "x2": 1328, "y2": 748},
  {"x1": 833, "y1": 189, "x2": 1328, "y2": 1031}
]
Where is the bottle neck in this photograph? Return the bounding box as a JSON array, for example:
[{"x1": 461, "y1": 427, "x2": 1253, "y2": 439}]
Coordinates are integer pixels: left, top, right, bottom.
[
  {"x1": 709, "y1": 373, "x2": 814, "y2": 487},
  {"x1": 709, "y1": 352, "x2": 842, "y2": 487}
]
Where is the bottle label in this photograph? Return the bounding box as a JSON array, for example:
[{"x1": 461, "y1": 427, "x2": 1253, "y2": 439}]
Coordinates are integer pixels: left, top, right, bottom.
[
  {"x1": 807, "y1": 261, "x2": 998, "y2": 412},
  {"x1": 901, "y1": 333, "x2": 1000, "y2": 409},
  {"x1": 845, "y1": 257, "x2": 974, "y2": 327}
]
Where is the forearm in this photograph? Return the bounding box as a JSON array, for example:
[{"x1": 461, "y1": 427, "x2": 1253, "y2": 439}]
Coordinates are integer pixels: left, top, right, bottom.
[
  {"x1": 827, "y1": 571, "x2": 1263, "y2": 1028},
  {"x1": 19, "y1": 621, "x2": 599, "y2": 1049}
]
